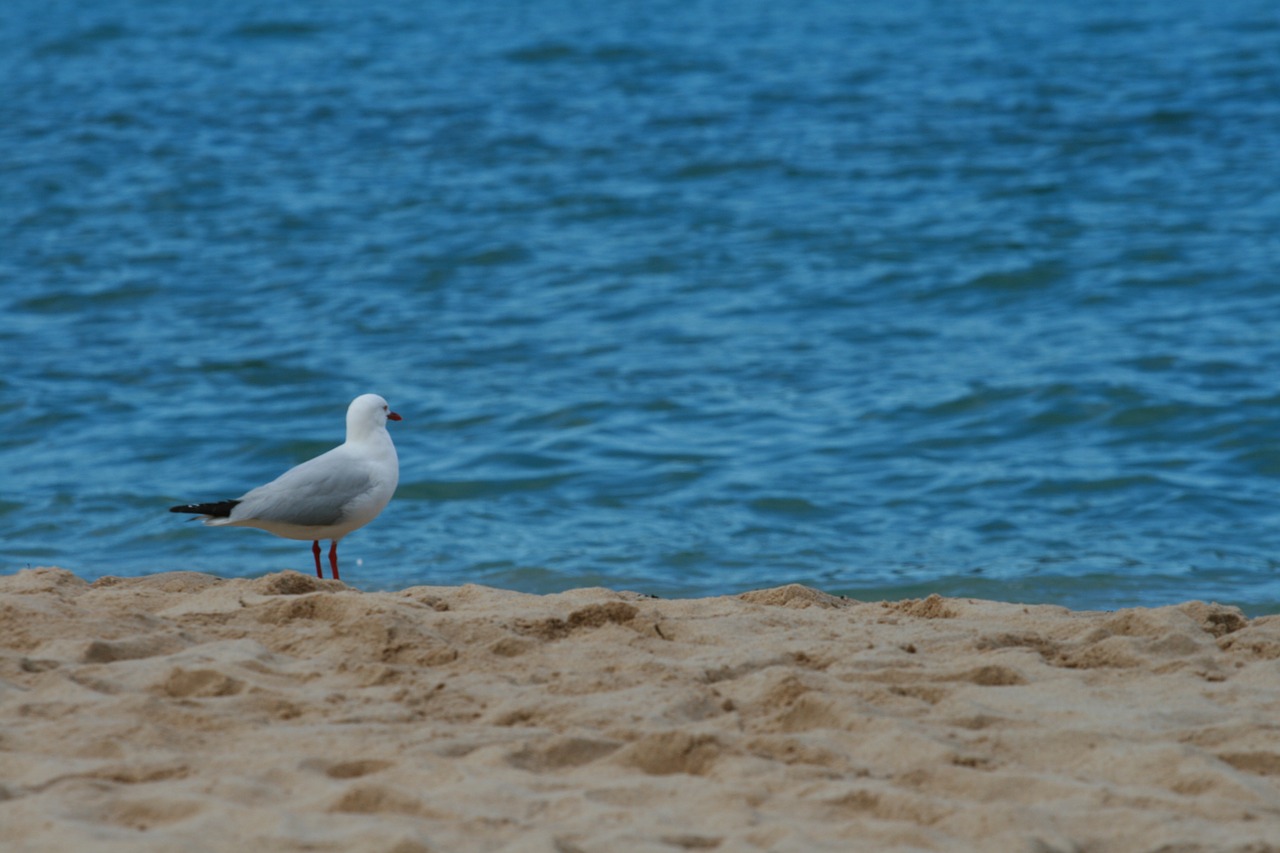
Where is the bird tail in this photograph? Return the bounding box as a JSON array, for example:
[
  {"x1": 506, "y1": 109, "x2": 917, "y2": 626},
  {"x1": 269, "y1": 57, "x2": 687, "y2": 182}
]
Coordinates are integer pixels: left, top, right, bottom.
[{"x1": 169, "y1": 500, "x2": 240, "y2": 518}]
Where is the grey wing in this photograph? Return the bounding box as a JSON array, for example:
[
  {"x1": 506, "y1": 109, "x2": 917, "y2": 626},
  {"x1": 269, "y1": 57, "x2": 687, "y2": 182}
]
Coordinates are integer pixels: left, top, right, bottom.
[{"x1": 231, "y1": 449, "x2": 374, "y2": 527}]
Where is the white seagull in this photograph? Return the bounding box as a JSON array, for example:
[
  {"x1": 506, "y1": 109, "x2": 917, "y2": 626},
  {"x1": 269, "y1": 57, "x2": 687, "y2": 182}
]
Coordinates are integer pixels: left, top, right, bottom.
[{"x1": 170, "y1": 393, "x2": 402, "y2": 580}]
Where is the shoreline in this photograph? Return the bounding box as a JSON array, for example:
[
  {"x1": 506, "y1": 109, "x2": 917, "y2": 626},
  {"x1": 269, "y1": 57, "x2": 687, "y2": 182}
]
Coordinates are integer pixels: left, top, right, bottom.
[{"x1": 3, "y1": 567, "x2": 1278, "y2": 851}]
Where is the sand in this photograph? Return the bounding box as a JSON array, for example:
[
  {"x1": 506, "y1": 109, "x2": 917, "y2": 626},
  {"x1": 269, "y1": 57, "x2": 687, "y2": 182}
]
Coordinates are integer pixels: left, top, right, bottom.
[{"x1": 2, "y1": 567, "x2": 1279, "y2": 852}]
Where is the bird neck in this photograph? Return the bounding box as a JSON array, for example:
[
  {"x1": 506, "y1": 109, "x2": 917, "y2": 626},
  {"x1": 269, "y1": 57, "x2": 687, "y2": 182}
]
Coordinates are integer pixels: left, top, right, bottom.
[{"x1": 345, "y1": 417, "x2": 383, "y2": 446}]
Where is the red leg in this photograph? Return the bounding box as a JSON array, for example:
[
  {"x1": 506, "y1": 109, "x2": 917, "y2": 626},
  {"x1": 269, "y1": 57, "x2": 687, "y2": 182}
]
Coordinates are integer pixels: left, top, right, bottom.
[
  {"x1": 312, "y1": 540, "x2": 322, "y2": 578},
  {"x1": 329, "y1": 541, "x2": 340, "y2": 581}
]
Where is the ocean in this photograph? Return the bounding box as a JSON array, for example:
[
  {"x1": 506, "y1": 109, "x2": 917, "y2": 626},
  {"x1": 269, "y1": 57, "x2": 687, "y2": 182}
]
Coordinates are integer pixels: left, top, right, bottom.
[{"x1": 4, "y1": 0, "x2": 1280, "y2": 614}]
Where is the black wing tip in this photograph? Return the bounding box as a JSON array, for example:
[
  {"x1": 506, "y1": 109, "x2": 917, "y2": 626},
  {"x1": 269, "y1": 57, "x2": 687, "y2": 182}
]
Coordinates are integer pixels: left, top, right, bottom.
[{"x1": 169, "y1": 500, "x2": 240, "y2": 517}]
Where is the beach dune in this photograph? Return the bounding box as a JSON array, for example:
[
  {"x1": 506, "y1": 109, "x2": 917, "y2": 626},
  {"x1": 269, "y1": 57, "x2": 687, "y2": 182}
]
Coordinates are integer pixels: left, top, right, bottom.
[{"x1": 2, "y1": 567, "x2": 1278, "y2": 851}]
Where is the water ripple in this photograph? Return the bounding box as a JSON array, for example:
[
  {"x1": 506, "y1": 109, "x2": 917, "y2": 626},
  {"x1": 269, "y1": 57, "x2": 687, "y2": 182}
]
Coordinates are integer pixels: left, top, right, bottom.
[{"x1": 2, "y1": 0, "x2": 1279, "y2": 614}]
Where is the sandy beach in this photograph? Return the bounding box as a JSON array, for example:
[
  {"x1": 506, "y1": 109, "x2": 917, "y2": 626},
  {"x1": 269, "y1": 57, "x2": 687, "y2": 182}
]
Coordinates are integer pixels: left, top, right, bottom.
[{"x1": 2, "y1": 567, "x2": 1278, "y2": 852}]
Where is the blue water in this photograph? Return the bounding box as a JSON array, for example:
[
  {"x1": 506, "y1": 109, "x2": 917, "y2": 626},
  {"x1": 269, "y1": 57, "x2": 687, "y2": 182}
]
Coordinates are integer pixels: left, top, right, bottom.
[{"x1": 4, "y1": 1, "x2": 1280, "y2": 614}]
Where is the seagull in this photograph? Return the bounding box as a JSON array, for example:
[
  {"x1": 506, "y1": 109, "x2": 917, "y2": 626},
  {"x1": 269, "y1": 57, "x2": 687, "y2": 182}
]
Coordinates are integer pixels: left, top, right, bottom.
[{"x1": 170, "y1": 393, "x2": 401, "y2": 580}]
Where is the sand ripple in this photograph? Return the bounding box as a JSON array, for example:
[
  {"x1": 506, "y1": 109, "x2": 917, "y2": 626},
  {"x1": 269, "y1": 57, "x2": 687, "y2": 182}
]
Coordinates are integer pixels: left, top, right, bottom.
[{"x1": 2, "y1": 568, "x2": 1279, "y2": 851}]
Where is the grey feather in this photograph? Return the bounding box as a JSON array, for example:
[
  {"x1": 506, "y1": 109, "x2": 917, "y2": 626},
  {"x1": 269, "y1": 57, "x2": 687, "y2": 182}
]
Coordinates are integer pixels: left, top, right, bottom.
[{"x1": 230, "y1": 447, "x2": 375, "y2": 527}]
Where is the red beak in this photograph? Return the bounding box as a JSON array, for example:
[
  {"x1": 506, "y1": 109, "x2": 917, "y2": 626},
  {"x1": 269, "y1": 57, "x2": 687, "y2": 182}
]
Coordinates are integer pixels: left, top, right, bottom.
[{"x1": 388, "y1": 411, "x2": 403, "y2": 421}]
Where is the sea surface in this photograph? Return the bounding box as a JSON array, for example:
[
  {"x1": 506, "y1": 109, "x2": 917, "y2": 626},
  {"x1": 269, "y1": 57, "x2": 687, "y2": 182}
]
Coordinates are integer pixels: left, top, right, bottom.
[{"x1": 4, "y1": 0, "x2": 1280, "y2": 614}]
